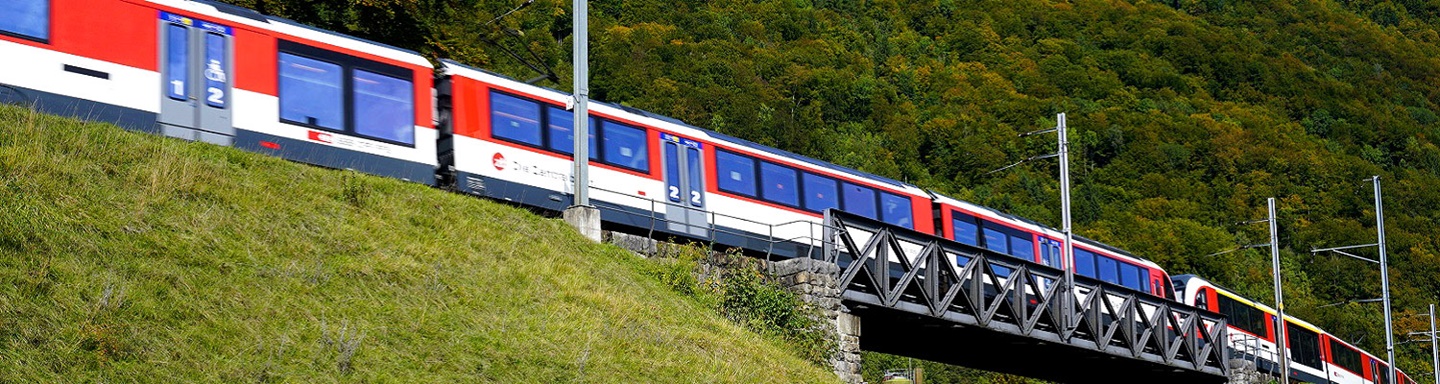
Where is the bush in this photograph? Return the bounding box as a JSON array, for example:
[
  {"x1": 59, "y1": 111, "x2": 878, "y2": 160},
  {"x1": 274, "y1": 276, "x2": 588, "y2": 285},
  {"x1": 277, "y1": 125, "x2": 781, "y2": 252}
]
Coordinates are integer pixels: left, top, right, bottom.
[{"x1": 642, "y1": 245, "x2": 835, "y2": 366}]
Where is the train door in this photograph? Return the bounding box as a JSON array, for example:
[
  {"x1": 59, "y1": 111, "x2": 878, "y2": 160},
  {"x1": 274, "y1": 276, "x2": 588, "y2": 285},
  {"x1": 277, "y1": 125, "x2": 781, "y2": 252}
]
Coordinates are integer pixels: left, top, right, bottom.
[
  {"x1": 660, "y1": 133, "x2": 709, "y2": 237},
  {"x1": 1039, "y1": 238, "x2": 1062, "y2": 268},
  {"x1": 157, "y1": 12, "x2": 234, "y2": 145}
]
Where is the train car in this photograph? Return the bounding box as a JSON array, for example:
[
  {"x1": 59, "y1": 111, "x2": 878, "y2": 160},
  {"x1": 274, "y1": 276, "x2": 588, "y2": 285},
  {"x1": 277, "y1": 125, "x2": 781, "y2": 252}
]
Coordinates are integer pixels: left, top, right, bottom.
[
  {"x1": 1175, "y1": 275, "x2": 1414, "y2": 384},
  {"x1": 0, "y1": 0, "x2": 437, "y2": 183},
  {"x1": 932, "y1": 194, "x2": 1174, "y2": 298},
  {"x1": 438, "y1": 60, "x2": 933, "y2": 257},
  {"x1": 1330, "y1": 336, "x2": 1414, "y2": 384}
]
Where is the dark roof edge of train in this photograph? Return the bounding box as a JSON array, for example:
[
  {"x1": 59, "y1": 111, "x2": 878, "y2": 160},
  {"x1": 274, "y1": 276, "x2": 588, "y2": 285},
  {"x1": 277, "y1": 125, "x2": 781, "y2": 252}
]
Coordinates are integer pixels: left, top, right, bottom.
[
  {"x1": 259, "y1": 15, "x2": 425, "y2": 59},
  {"x1": 185, "y1": 0, "x2": 425, "y2": 58},
  {"x1": 438, "y1": 59, "x2": 913, "y2": 190},
  {"x1": 190, "y1": 0, "x2": 269, "y2": 23}
]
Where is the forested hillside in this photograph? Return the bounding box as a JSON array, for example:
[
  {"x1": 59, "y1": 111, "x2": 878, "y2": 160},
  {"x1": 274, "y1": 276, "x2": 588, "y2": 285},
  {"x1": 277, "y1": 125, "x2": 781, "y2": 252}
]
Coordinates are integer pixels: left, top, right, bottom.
[{"x1": 223, "y1": 0, "x2": 1440, "y2": 376}]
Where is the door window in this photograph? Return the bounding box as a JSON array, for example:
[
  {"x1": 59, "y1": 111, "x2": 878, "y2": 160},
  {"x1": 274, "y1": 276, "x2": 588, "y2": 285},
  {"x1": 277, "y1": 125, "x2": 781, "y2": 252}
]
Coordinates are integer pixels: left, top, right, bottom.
[
  {"x1": 686, "y1": 147, "x2": 703, "y2": 207},
  {"x1": 664, "y1": 142, "x2": 681, "y2": 203},
  {"x1": 165, "y1": 24, "x2": 189, "y2": 100},
  {"x1": 203, "y1": 33, "x2": 227, "y2": 108}
]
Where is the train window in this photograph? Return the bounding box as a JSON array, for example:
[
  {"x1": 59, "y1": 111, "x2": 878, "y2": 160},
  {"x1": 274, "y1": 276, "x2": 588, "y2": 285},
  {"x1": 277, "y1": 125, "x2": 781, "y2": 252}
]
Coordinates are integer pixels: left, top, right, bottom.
[
  {"x1": 1009, "y1": 235, "x2": 1034, "y2": 260},
  {"x1": 982, "y1": 225, "x2": 1008, "y2": 254},
  {"x1": 279, "y1": 53, "x2": 344, "y2": 130},
  {"x1": 546, "y1": 107, "x2": 570, "y2": 152},
  {"x1": 760, "y1": 162, "x2": 799, "y2": 206},
  {"x1": 802, "y1": 173, "x2": 839, "y2": 213},
  {"x1": 880, "y1": 192, "x2": 913, "y2": 229},
  {"x1": 545, "y1": 107, "x2": 597, "y2": 158},
  {"x1": 1074, "y1": 249, "x2": 1096, "y2": 278},
  {"x1": 165, "y1": 24, "x2": 189, "y2": 100},
  {"x1": 600, "y1": 121, "x2": 648, "y2": 172},
  {"x1": 841, "y1": 183, "x2": 877, "y2": 220},
  {"x1": 278, "y1": 41, "x2": 416, "y2": 146},
  {"x1": 1195, "y1": 288, "x2": 1209, "y2": 310},
  {"x1": 951, "y1": 212, "x2": 979, "y2": 246},
  {"x1": 489, "y1": 91, "x2": 542, "y2": 146},
  {"x1": 0, "y1": 0, "x2": 48, "y2": 41},
  {"x1": 1097, "y1": 256, "x2": 1119, "y2": 284},
  {"x1": 1217, "y1": 294, "x2": 1267, "y2": 338},
  {"x1": 716, "y1": 150, "x2": 757, "y2": 197},
  {"x1": 1287, "y1": 322, "x2": 1322, "y2": 368},
  {"x1": 1118, "y1": 262, "x2": 1142, "y2": 291},
  {"x1": 352, "y1": 69, "x2": 415, "y2": 145},
  {"x1": 1330, "y1": 339, "x2": 1362, "y2": 374}
]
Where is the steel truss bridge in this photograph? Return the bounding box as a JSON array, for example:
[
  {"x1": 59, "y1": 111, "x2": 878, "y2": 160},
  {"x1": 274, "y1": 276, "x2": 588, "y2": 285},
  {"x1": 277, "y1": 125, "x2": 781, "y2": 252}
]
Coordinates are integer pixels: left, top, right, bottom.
[{"x1": 820, "y1": 210, "x2": 1231, "y2": 383}]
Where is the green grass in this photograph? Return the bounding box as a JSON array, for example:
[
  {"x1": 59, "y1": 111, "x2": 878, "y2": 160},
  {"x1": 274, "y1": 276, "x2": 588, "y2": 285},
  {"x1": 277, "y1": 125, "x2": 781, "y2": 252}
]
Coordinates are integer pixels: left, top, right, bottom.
[{"x1": 0, "y1": 104, "x2": 837, "y2": 383}]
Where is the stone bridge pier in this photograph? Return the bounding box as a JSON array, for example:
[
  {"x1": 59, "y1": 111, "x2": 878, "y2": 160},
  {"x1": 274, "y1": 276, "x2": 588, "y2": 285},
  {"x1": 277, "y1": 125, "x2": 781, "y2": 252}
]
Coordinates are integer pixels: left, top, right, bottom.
[{"x1": 769, "y1": 258, "x2": 862, "y2": 384}]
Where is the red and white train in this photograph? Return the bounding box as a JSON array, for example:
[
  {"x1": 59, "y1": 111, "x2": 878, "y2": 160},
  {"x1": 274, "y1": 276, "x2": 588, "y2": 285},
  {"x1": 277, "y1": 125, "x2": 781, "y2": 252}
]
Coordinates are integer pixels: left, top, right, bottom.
[
  {"x1": 1177, "y1": 275, "x2": 1417, "y2": 384},
  {"x1": 0, "y1": 1, "x2": 1414, "y2": 382},
  {"x1": 1, "y1": 0, "x2": 436, "y2": 183},
  {"x1": 0, "y1": 0, "x2": 1173, "y2": 291}
]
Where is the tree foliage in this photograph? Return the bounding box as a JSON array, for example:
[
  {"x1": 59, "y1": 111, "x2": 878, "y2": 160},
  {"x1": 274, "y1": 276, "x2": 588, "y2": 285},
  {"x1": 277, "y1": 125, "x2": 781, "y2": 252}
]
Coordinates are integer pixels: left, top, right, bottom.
[{"x1": 223, "y1": 0, "x2": 1440, "y2": 376}]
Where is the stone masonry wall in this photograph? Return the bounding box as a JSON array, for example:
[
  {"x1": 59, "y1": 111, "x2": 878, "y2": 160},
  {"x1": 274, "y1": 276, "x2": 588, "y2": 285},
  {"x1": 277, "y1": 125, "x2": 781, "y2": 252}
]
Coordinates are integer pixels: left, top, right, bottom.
[
  {"x1": 769, "y1": 258, "x2": 863, "y2": 384},
  {"x1": 605, "y1": 233, "x2": 863, "y2": 383}
]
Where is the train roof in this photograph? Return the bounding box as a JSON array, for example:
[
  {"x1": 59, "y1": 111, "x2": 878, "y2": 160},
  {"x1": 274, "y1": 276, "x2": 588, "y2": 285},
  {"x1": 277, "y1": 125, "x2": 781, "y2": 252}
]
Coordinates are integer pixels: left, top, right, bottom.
[
  {"x1": 147, "y1": 0, "x2": 431, "y2": 68},
  {"x1": 262, "y1": 16, "x2": 429, "y2": 65},
  {"x1": 1173, "y1": 275, "x2": 1328, "y2": 334},
  {"x1": 439, "y1": 59, "x2": 918, "y2": 191},
  {"x1": 187, "y1": 0, "x2": 268, "y2": 22}
]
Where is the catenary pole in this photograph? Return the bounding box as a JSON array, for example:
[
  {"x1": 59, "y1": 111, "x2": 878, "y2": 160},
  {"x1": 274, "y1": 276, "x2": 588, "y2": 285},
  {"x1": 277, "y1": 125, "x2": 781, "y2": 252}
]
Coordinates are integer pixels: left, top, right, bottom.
[
  {"x1": 1375, "y1": 176, "x2": 1396, "y2": 384},
  {"x1": 1058, "y1": 113, "x2": 1075, "y2": 329},
  {"x1": 1431, "y1": 304, "x2": 1437, "y2": 384},
  {"x1": 1270, "y1": 197, "x2": 1290, "y2": 382},
  {"x1": 570, "y1": 0, "x2": 589, "y2": 207}
]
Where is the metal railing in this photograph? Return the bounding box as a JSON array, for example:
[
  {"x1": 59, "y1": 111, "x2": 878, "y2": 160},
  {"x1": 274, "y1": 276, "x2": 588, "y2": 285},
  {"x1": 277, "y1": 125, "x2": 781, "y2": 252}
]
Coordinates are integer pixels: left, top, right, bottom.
[
  {"x1": 585, "y1": 185, "x2": 838, "y2": 260},
  {"x1": 821, "y1": 209, "x2": 1230, "y2": 377},
  {"x1": 1229, "y1": 332, "x2": 1280, "y2": 376}
]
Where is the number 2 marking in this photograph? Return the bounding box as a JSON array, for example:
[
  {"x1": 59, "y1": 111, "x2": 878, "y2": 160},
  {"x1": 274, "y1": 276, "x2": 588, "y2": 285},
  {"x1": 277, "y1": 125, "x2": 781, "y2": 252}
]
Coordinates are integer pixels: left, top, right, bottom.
[{"x1": 207, "y1": 87, "x2": 224, "y2": 105}]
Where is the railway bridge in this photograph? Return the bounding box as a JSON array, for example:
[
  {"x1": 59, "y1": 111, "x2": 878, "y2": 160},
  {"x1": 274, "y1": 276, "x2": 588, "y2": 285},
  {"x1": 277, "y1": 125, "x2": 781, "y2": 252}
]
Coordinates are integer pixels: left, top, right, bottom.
[
  {"x1": 792, "y1": 210, "x2": 1232, "y2": 383},
  {"x1": 598, "y1": 196, "x2": 1232, "y2": 383}
]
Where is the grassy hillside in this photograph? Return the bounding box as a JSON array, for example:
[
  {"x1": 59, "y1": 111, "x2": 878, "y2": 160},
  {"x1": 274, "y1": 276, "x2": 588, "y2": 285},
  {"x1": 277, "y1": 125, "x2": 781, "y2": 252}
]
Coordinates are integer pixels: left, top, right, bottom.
[{"x1": 0, "y1": 104, "x2": 835, "y2": 383}]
